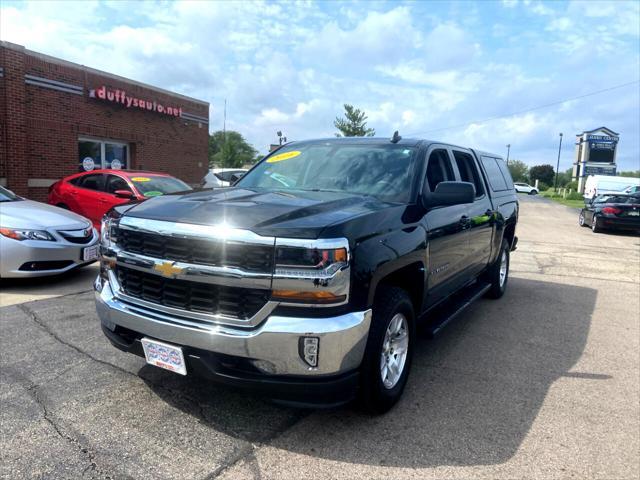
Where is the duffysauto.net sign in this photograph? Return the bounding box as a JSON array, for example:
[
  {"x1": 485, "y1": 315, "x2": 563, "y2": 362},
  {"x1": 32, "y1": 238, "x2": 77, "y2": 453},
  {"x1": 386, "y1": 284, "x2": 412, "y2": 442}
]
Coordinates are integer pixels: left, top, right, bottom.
[{"x1": 89, "y1": 86, "x2": 183, "y2": 118}]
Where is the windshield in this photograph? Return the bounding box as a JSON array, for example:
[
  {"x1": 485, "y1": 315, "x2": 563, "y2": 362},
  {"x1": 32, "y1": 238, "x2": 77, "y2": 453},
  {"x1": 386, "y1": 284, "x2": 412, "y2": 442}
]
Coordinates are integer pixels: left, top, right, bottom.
[
  {"x1": 0, "y1": 186, "x2": 21, "y2": 202},
  {"x1": 236, "y1": 143, "x2": 418, "y2": 202},
  {"x1": 597, "y1": 181, "x2": 632, "y2": 192},
  {"x1": 129, "y1": 175, "x2": 192, "y2": 197},
  {"x1": 593, "y1": 194, "x2": 635, "y2": 204}
]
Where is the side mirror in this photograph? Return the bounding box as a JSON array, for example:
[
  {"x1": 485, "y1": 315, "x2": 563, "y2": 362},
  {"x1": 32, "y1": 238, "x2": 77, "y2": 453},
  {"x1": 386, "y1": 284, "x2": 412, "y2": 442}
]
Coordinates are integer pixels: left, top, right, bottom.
[
  {"x1": 114, "y1": 189, "x2": 134, "y2": 199},
  {"x1": 421, "y1": 181, "x2": 475, "y2": 209}
]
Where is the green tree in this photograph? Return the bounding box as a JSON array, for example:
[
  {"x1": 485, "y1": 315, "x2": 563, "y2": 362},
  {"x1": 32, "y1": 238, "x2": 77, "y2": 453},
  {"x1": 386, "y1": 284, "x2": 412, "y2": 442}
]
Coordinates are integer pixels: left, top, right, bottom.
[
  {"x1": 529, "y1": 164, "x2": 555, "y2": 186},
  {"x1": 209, "y1": 131, "x2": 258, "y2": 168},
  {"x1": 618, "y1": 170, "x2": 640, "y2": 178},
  {"x1": 334, "y1": 104, "x2": 375, "y2": 137},
  {"x1": 555, "y1": 167, "x2": 574, "y2": 187},
  {"x1": 507, "y1": 159, "x2": 529, "y2": 183}
]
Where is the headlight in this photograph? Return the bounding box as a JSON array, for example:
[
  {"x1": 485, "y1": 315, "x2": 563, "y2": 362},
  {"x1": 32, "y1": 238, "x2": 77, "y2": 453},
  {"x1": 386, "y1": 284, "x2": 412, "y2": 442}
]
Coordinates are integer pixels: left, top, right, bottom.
[
  {"x1": 274, "y1": 247, "x2": 348, "y2": 276},
  {"x1": 100, "y1": 214, "x2": 119, "y2": 248},
  {"x1": 0, "y1": 227, "x2": 55, "y2": 241},
  {"x1": 272, "y1": 240, "x2": 350, "y2": 305}
]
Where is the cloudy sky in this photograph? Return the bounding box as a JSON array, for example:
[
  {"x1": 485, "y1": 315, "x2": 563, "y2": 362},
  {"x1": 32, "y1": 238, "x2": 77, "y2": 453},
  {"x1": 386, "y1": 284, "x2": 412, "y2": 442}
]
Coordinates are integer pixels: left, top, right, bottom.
[{"x1": 2, "y1": 0, "x2": 639, "y2": 170}]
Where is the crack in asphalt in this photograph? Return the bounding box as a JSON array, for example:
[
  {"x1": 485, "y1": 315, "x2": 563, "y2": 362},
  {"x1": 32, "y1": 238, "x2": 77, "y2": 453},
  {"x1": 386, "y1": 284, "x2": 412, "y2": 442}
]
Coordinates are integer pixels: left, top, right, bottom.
[
  {"x1": 15, "y1": 301, "x2": 310, "y2": 480},
  {"x1": 201, "y1": 411, "x2": 308, "y2": 480},
  {"x1": 7, "y1": 370, "x2": 108, "y2": 480}
]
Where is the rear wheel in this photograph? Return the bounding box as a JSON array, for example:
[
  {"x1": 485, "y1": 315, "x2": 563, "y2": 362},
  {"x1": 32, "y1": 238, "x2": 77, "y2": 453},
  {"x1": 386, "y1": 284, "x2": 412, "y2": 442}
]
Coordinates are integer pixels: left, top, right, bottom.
[
  {"x1": 485, "y1": 239, "x2": 510, "y2": 299},
  {"x1": 360, "y1": 287, "x2": 414, "y2": 414}
]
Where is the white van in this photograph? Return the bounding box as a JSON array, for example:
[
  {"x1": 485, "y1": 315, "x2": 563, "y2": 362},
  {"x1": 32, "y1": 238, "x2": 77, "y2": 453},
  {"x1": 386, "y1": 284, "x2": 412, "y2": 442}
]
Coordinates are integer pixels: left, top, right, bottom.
[{"x1": 583, "y1": 175, "x2": 640, "y2": 200}]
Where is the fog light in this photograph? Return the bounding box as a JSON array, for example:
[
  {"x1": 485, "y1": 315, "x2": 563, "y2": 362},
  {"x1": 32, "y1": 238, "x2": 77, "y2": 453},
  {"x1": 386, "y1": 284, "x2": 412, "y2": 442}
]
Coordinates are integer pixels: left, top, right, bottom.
[{"x1": 299, "y1": 336, "x2": 319, "y2": 368}]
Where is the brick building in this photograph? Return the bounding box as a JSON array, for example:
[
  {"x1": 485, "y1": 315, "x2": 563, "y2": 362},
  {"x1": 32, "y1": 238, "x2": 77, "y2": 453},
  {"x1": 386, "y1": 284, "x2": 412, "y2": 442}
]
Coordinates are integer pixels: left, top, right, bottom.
[{"x1": 0, "y1": 41, "x2": 209, "y2": 201}]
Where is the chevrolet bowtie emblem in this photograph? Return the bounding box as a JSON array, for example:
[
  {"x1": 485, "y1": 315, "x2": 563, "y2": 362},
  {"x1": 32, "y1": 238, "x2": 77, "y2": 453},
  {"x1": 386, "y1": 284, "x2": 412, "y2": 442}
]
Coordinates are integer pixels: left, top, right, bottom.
[{"x1": 154, "y1": 261, "x2": 184, "y2": 278}]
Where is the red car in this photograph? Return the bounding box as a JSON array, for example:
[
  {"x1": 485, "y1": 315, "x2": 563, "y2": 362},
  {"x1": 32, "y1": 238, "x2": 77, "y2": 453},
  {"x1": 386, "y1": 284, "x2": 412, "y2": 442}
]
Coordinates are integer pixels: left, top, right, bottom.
[{"x1": 48, "y1": 170, "x2": 191, "y2": 229}]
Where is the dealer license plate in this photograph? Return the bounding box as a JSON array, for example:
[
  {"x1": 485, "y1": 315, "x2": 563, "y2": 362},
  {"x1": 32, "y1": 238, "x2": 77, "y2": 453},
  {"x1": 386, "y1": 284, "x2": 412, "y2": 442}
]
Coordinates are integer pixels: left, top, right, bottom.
[
  {"x1": 141, "y1": 338, "x2": 187, "y2": 375},
  {"x1": 82, "y1": 245, "x2": 99, "y2": 261}
]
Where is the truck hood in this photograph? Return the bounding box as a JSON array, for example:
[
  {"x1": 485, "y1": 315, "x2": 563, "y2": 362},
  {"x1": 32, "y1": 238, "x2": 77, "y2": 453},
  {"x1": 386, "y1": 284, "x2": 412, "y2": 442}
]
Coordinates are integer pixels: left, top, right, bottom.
[{"x1": 121, "y1": 187, "x2": 401, "y2": 238}]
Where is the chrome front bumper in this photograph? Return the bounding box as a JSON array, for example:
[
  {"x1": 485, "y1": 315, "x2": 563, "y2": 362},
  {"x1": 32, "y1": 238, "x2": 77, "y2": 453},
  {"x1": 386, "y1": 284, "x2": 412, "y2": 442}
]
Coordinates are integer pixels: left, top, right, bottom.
[{"x1": 95, "y1": 275, "x2": 371, "y2": 377}]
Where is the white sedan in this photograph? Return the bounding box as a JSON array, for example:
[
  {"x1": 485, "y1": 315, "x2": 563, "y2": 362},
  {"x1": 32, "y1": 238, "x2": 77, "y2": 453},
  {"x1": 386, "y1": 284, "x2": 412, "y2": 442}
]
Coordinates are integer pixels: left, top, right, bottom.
[
  {"x1": 0, "y1": 186, "x2": 99, "y2": 278},
  {"x1": 514, "y1": 182, "x2": 538, "y2": 195},
  {"x1": 202, "y1": 168, "x2": 248, "y2": 188}
]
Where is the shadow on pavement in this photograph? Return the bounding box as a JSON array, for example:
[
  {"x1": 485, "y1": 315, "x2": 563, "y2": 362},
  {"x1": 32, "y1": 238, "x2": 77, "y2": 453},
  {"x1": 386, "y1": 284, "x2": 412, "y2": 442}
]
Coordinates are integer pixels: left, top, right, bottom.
[{"x1": 143, "y1": 276, "x2": 596, "y2": 468}]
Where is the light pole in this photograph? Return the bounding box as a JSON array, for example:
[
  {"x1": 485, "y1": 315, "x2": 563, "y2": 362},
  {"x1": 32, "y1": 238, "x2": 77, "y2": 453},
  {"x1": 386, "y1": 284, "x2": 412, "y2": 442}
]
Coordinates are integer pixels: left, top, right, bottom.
[
  {"x1": 554, "y1": 133, "x2": 563, "y2": 190},
  {"x1": 506, "y1": 144, "x2": 511, "y2": 165}
]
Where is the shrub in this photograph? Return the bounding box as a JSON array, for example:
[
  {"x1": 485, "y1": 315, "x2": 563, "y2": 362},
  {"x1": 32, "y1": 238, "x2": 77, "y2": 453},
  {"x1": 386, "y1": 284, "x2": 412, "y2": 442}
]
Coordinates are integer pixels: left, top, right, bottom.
[
  {"x1": 566, "y1": 191, "x2": 584, "y2": 200},
  {"x1": 564, "y1": 180, "x2": 578, "y2": 191},
  {"x1": 538, "y1": 182, "x2": 550, "y2": 192}
]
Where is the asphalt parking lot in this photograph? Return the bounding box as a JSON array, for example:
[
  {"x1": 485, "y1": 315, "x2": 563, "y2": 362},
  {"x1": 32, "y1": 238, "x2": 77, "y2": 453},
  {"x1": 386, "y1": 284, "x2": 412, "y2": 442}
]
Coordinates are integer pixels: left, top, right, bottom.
[{"x1": 1, "y1": 195, "x2": 639, "y2": 480}]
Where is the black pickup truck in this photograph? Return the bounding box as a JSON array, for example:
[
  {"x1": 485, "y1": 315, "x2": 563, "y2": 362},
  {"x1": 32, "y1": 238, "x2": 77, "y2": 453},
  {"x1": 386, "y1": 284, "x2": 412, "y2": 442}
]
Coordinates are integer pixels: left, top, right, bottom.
[{"x1": 95, "y1": 137, "x2": 518, "y2": 413}]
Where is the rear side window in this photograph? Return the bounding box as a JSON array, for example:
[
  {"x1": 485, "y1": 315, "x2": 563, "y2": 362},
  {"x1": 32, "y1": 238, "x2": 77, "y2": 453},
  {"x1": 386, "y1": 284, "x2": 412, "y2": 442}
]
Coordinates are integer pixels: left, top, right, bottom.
[
  {"x1": 452, "y1": 150, "x2": 485, "y2": 197},
  {"x1": 496, "y1": 159, "x2": 514, "y2": 189},
  {"x1": 480, "y1": 156, "x2": 509, "y2": 191},
  {"x1": 426, "y1": 149, "x2": 455, "y2": 192},
  {"x1": 78, "y1": 174, "x2": 105, "y2": 191}
]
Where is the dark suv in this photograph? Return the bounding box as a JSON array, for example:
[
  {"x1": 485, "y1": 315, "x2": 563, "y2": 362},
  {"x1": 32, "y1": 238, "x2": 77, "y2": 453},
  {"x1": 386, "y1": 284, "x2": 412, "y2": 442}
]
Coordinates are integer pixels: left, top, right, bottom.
[{"x1": 95, "y1": 137, "x2": 518, "y2": 413}]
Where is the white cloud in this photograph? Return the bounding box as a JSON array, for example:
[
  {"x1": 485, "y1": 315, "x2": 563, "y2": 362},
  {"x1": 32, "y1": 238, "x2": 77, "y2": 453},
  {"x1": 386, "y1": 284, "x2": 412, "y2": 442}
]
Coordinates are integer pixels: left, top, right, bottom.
[{"x1": 1, "y1": 0, "x2": 638, "y2": 170}]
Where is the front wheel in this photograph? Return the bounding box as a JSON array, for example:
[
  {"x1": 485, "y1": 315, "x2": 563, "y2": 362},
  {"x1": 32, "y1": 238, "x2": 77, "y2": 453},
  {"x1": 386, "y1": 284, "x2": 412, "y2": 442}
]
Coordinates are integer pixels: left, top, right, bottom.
[
  {"x1": 579, "y1": 211, "x2": 587, "y2": 227},
  {"x1": 592, "y1": 216, "x2": 602, "y2": 233},
  {"x1": 529, "y1": 189, "x2": 538, "y2": 195},
  {"x1": 360, "y1": 287, "x2": 414, "y2": 414},
  {"x1": 485, "y1": 239, "x2": 510, "y2": 299}
]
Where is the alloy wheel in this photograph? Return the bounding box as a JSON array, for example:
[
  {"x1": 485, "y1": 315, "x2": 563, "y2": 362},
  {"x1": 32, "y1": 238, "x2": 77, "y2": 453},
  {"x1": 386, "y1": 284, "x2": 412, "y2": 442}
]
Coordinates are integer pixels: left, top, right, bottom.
[{"x1": 380, "y1": 313, "x2": 409, "y2": 389}]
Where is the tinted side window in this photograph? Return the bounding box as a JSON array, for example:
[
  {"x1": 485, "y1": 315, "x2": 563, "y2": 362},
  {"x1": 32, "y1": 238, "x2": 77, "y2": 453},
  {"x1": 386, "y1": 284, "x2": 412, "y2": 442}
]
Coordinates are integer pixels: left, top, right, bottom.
[
  {"x1": 480, "y1": 156, "x2": 508, "y2": 191},
  {"x1": 496, "y1": 159, "x2": 514, "y2": 189},
  {"x1": 106, "y1": 175, "x2": 131, "y2": 194},
  {"x1": 453, "y1": 151, "x2": 485, "y2": 197},
  {"x1": 79, "y1": 174, "x2": 104, "y2": 191},
  {"x1": 426, "y1": 149, "x2": 455, "y2": 192}
]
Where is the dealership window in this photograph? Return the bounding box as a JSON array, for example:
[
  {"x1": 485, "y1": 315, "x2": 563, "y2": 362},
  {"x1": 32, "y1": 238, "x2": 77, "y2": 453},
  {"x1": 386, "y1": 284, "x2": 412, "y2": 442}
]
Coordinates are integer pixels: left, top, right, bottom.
[{"x1": 78, "y1": 138, "x2": 129, "y2": 171}]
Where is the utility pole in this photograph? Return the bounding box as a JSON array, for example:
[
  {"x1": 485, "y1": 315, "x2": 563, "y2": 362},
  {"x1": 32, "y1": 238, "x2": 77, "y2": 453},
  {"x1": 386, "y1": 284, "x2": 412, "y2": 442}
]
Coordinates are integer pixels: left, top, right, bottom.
[
  {"x1": 506, "y1": 144, "x2": 511, "y2": 165},
  {"x1": 554, "y1": 133, "x2": 563, "y2": 190},
  {"x1": 222, "y1": 99, "x2": 227, "y2": 169}
]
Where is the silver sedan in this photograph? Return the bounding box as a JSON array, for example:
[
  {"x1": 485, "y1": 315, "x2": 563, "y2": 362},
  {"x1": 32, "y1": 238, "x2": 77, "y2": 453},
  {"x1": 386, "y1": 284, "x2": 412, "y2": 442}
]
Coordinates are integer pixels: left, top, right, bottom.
[{"x1": 0, "y1": 186, "x2": 99, "y2": 278}]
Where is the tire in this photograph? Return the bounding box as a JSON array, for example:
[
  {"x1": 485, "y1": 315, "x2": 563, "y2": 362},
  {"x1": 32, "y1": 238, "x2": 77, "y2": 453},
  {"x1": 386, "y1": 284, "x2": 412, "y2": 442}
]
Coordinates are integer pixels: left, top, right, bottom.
[
  {"x1": 592, "y1": 216, "x2": 602, "y2": 233},
  {"x1": 529, "y1": 189, "x2": 538, "y2": 195},
  {"x1": 360, "y1": 287, "x2": 415, "y2": 414},
  {"x1": 579, "y1": 211, "x2": 587, "y2": 227},
  {"x1": 485, "y1": 239, "x2": 510, "y2": 299}
]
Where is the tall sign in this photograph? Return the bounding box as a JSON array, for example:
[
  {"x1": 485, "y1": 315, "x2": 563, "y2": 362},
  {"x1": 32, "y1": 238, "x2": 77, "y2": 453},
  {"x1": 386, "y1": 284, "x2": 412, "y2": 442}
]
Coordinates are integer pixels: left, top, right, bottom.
[{"x1": 572, "y1": 127, "x2": 619, "y2": 192}]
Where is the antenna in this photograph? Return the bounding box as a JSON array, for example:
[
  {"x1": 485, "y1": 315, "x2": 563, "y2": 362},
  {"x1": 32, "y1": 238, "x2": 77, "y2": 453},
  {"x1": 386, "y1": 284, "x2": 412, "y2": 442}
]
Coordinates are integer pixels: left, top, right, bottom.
[{"x1": 390, "y1": 131, "x2": 402, "y2": 143}]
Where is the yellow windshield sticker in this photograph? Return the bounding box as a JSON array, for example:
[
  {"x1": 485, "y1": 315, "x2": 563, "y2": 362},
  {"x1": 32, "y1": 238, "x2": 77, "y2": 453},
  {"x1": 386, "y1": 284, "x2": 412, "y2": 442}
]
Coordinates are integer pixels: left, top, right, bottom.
[
  {"x1": 131, "y1": 177, "x2": 151, "y2": 182},
  {"x1": 266, "y1": 150, "x2": 301, "y2": 163}
]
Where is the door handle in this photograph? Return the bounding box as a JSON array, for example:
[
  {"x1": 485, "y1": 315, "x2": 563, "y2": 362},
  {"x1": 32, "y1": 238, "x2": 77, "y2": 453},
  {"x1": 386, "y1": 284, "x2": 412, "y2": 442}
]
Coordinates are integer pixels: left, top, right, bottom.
[{"x1": 460, "y1": 215, "x2": 471, "y2": 228}]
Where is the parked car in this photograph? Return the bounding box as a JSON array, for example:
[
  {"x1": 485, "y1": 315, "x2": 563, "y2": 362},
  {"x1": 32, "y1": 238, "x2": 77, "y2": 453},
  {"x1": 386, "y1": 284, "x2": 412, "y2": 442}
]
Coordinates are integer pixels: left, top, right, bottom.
[
  {"x1": 0, "y1": 186, "x2": 99, "y2": 278},
  {"x1": 514, "y1": 182, "x2": 537, "y2": 194},
  {"x1": 623, "y1": 185, "x2": 640, "y2": 194},
  {"x1": 583, "y1": 174, "x2": 640, "y2": 200},
  {"x1": 579, "y1": 193, "x2": 640, "y2": 233},
  {"x1": 203, "y1": 168, "x2": 248, "y2": 188},
  {"x1": 48, "y1": 170, "x2": 191, "y2": 230},
  {"x1": 95, "y1": 137, "x2": 518, "y2": 413}
]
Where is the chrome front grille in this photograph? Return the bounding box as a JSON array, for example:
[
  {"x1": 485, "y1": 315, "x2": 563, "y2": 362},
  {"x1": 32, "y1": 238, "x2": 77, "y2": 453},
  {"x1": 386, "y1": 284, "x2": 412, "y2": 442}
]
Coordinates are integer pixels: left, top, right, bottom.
[
  {"x1": 116, "y1": 265, "x2": 269, "y2": 320},
  {"x1": 116, "y1": 228, "x2": 274, "y2": 273}
]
